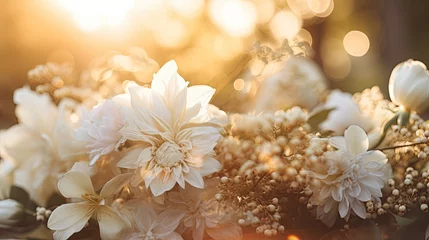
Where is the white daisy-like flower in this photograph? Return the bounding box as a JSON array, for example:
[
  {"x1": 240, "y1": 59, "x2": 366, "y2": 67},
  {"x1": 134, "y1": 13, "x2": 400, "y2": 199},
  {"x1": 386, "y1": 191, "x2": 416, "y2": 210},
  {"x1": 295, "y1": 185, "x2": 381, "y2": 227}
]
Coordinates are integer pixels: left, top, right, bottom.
[
  {"x1": 0, "y1": 87, "x2": 87, "y2": 205},
  {"x1": 308, "y1": 125, "x2": 391, "y2": 227},
  {"x1": 124, "y1": 206, "x2": 185, "y2": 240},
  {"x1": 47, "y1": 168, "x2": 130, "y2": 240},
  {"x1": 167, "y1": 181, "x2": 242, "y2": 240},
  {"x1": 76, "y1": 99, "x2": 126, "y2": 165},
  {"x1": 118, "y1": 60, "x2": 222, "y2": 196}
]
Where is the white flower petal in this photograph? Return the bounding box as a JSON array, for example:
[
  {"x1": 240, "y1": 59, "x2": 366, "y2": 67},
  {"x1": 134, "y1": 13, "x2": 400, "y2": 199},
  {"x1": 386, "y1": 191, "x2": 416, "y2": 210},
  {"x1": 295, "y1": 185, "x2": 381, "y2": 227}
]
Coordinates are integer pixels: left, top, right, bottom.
[
  {"x1": 344, "y1": 125, "x2": 369, "y2": 155},
  {"x1": 150, "y1": 173, "x2": 177, "y2": 196},
  {"x1": 48, "y1": 202, "x2": 92, "y2": 231},
  {"x1": 184, "y1": 168, "x2": 204, "y2": 189},
  {"x1": 117, "y1": 147, "x2": 149, "y2": 169},
  {"x1": 97, "y1": 206, "x2": 129, "y2": 240},
  {"x1": 58, "y1": 171, "x2": 95, "y2": 199},
  {"x1": 338, "y1": 198, "x2": 349, "y2": 218},
  {"x1": 199, "y1": 157, "x2": 221, "y2": 177},
  {"x1": 153, "y1": 210, "x2": 186, "y2": 237},
  {"x1": 190, "y1": 127, "x2": 221, "y2": 157},
  {"x1": 100, "y1": 173, "x2": 133, "y2": 198},
  {"x1": 135, "y1": 206, "x2": 157, "y2": 232},
  {"x1": 192, "y1": 222, "x2": 205, "y2": 240},
  {"x1": 363, "y1": 150, "x2": 388, "y2": 165},
  {"x1": 351, "y1": 200, "x2": 366, "y2": 219},
  {"x1": 13, "y1": 87, "x2": 57, "y2": 135},
  {"x1": 206, "y1": 224, "x2": 243, "y2": 240},
  {"x1": 329, "y1": 136, "x2": 346, "y2": 150}
]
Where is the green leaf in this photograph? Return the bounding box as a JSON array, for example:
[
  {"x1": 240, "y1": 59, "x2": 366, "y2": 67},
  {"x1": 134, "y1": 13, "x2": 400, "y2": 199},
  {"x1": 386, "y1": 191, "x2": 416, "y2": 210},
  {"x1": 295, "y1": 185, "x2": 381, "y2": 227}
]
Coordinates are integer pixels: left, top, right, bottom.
[
  {"x1": 308, "y1": 108, "x2": 335, "y2": 131},
  {"x1": 9, "y1": 186, "x2": 29, "y2": 206},
  {"x1": 397, "y1": 110, "x2": 410, "y2": 127},
  {"x1": 46, "y1": 193, "x2": 66, "y2": 208},
  {"x1": 393, "y1": 214, "x2": 417, "y2": 229}
]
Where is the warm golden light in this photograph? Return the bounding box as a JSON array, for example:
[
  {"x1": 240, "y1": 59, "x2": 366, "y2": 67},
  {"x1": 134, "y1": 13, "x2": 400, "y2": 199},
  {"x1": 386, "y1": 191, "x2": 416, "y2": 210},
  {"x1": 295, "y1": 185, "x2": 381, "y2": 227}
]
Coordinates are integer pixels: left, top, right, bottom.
[
  {"x1": 322, "y1": 38, "x2": 351, "y2": 80},
  {"x1": 287, "y1": 235, "x2": 300, "y2": 240},
  {"x1": 155, "y1": 19, "x2": 188, "y2": 48},
  {"x1": 307, "y1": 0, "x2": 332, "y2": 14},
  {"x1": 270, "y1": 11, "x2": 302, "y2": 40},
  {"x1": 234, "y1": 78, "x2": 245, "y2": 91},
  {"x1": 255, "y1": 0, "x2": 276, "y2": 24},
  {"x1": 58, "y1": 0, "x2": 134, "y2": 31},
  {"x1": 343, "y1": 30, "x2": 370, "y2": 57},
  {"x1": 209, "y1": 0, "x2": 257, "y2": 37},
  {"x1": 168, "y1": 0, "x2": 204, "y2": 18}
]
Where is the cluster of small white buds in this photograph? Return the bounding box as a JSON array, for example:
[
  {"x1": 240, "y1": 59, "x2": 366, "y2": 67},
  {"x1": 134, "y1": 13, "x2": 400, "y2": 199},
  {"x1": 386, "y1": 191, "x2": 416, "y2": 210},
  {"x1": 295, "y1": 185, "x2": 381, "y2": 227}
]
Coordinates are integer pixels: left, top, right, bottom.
[{"x1": 35, "y1": 207, "x2": 52, "y2": 222}]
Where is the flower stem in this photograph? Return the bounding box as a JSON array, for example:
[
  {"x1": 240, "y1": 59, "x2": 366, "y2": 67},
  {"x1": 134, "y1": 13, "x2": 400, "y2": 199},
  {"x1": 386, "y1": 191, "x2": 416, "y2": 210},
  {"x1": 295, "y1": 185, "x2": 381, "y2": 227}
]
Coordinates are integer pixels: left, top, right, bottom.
[
  {"x1": 371, "y1": 113, "x2": 399, "y2": 149},
  {"x1": 375, "y1": 141, "x2": 428, "y2": 151}
]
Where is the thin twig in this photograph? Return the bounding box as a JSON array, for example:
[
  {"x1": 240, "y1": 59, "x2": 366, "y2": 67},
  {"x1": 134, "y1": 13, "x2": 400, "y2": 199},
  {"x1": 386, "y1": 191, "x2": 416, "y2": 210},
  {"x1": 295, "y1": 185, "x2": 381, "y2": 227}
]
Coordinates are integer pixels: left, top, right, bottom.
[{"x1": 375, "y1": 141, "x2": 429, "y2": 151}]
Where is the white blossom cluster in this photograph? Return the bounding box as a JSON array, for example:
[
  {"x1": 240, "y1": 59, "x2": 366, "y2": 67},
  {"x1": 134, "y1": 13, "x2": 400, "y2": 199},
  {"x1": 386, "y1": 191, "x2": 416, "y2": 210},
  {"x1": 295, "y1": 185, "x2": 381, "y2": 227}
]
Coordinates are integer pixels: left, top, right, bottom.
[{"x1": 1, "y1": 54, "x2": 429, "y2": 240}]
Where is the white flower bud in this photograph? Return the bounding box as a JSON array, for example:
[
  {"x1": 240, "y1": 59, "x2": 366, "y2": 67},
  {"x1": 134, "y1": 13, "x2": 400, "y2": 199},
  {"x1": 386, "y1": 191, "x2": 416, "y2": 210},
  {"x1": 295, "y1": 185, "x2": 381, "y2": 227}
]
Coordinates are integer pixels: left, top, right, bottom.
[
  {"x1": 0, "y1": 199, "x2": 24, "y2": 227},
  {"x1": 389, "y1": 59, "x2": 429, "y2": 113}
]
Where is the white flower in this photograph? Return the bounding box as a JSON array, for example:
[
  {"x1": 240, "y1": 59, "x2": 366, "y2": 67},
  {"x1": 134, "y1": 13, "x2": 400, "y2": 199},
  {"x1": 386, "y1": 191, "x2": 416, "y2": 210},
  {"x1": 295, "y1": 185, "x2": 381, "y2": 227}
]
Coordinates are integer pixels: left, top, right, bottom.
[
  {"x1": 253, "y1": 56, "x2": 326, "y2": 113},
  {"x1": 167, "y1": 181, "x2": 242, "y2": 240},
  {"x1": 76, "y1": 99, "x2": 126, "y2": 165},
  {"x1": 118, "y1": 60, "x2": 222, "y2": 196},
  {"x1": 48, "y1": 169, "x2": 129, "y2": 240},
  {"x1": 319, "y1": 90, "x2": 374, "y2": 135},
  {"x1": 124, "y1": 206, "x2": 185, "y2": 240},
  {"x1": 389, "y1": 59, "x2": 429, "y2": 113},
  {"x1": 0, "y1": 87, "x2": 87, "y2": 205},
  {"x1": 308, "y1": 125, "x2": 391, "y2": 227},
  {"x1": 0, "y1": 199, "x2": 24, "y2": 228}
]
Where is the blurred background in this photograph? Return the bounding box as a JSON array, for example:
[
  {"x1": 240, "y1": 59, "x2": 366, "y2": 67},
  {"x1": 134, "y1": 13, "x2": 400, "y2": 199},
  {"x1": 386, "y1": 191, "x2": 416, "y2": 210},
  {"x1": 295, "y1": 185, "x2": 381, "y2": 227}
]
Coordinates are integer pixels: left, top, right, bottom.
[{"x1": 0, "y1": 0, "x2": 428, "y2": 128}]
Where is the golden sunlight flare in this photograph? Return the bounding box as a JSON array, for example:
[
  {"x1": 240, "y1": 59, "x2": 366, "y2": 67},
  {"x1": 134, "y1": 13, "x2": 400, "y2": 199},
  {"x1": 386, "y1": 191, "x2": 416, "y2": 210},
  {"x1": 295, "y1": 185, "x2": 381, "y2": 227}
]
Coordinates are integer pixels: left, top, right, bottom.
[
  {"x1": 343, "y1": 30, "x2": 370, "y2": 57},
  {"x1": 58, "y1": 0, "x2": 135, "y2": 31}
]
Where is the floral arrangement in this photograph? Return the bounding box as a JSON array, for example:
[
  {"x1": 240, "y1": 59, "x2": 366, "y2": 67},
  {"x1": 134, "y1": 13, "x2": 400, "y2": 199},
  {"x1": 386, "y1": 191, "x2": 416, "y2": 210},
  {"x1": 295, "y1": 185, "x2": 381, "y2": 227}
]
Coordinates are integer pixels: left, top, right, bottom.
[{"x1": 2, "y1": 45, "x2": 429, "y2": 240}]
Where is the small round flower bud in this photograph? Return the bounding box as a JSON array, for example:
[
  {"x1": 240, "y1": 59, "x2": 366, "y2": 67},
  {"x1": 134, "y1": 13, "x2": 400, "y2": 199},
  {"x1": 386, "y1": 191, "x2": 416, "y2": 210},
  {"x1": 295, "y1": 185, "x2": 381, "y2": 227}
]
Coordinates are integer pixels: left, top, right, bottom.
[
  {"x1": 278, "y1": 225, "x2": 285, "y2": 233},
  {"x1": 388, "y1": 179, "x2": 395, "y2": 187},
  {"x1": 221, "y1": 176, "x2": 228, "y2": 183},
  {"x1": 45, "y1": 210, "x2": 52, "y2": 218},
  {"x1": 264, "y1": 229, "x2": 272, "y2": 237},
  {"x1": 399, "y1": 205, "x2": 406, "y2": 212},
  {"x1": 404, "y1": 179, "x2": 412, "y2": 185},
  {"x1": 36, "y1": 215, "x2": 44, "y2": 221},
  {"x1": 234, "y1": 176, "x2": 241, "y2": 183},
  {"x1": 238, "y1": 219, "x2": 246, "y2": 225},
  {"x1": 267, "y1": 204, "x2": 276, "y2": 212},
  {"x1": 392, "y1": 189, "x2": 400, "y2": 196},
  {"x1": 272, "y1": 198, "x2": 279, "y2": 205},
  {"x1": 215, "y1": 193, "x2": 223, "y2": 201},
  {"x1": 421, "y1": 204, "x2": 429, "y2": 212}
]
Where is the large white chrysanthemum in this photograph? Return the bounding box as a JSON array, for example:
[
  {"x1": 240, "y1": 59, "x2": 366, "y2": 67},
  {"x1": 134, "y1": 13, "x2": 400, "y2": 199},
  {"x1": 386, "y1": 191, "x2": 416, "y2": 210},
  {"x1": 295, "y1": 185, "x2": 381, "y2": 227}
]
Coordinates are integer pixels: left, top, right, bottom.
[
  {"x1": 167, "y1": 181, "x2": 242, "y2": 240},
  {"x1": 308, "y1": 125, "x2": 391, "y2": 227},
  {"x1": 124, "y1": 206, "x2": 185, "y2": 240},
  {"x1": 0, "y1": 87, "x2": 87, "y2": 205},
  {"x1": 75, "y1": 99, "x2": 126, "y2": 165},
  {"x1": 118, "y1": 60, "x2": 222, "y2": 196}
]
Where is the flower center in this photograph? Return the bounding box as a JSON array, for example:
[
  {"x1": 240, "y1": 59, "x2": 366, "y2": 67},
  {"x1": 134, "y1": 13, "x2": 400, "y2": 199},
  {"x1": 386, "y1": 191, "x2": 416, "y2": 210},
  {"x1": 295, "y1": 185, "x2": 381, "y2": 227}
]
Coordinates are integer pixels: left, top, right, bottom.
[
  {"x1": 81, "y1": 193, "x2": 104, "y2": 205},
  {"x1": 155, "y1": 142, "x2": 185, "y2": 168}
]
